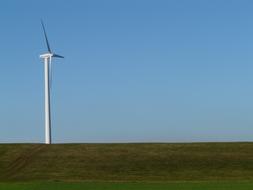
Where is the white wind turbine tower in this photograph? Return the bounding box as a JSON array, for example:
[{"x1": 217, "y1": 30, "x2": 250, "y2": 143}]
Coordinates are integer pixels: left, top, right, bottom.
[{"x1": 40, "y1": 21, "x2": 64, "y2": 144}]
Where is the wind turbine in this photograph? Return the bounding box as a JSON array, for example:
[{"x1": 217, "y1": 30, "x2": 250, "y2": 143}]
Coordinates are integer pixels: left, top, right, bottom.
[{"x1": 40, "y1": 21, "x2": 64, "y2": 144}]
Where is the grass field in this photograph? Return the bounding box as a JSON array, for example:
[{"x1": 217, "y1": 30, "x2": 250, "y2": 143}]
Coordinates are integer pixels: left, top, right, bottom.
[
  {"x1": 1, "y1": 143, "x2": 253, "y2": 189},
  {"x1": 1, "y1": 181, "x2": 253, "y2": 190}
]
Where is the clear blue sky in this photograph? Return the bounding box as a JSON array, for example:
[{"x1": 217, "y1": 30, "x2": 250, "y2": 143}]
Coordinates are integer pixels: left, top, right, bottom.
[{"x1": 1, "y1": 0, "x2": 253, "y2": 143}]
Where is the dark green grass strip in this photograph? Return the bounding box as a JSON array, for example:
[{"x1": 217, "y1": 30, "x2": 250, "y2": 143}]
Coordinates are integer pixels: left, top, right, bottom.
[
  {"x1": 2, "y1": 143, "x2": 253, "y2": 182},
  {"x1": 1, "y1": 182, "x2": 253, "y2": 190}
]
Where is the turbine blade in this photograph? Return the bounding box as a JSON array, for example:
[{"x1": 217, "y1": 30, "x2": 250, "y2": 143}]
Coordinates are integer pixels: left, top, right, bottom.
[
  {"x1": 41, "y1": 20, "x2": 52, "y2": 53},
  {"x1": 53, "y1": 54, "x2": 64, "y2": 58}
]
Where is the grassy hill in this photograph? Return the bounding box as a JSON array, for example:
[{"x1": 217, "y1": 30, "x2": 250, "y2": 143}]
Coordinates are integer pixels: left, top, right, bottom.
[{"x1": 1, "y1": 143, "x2": 253, "y2": 182}]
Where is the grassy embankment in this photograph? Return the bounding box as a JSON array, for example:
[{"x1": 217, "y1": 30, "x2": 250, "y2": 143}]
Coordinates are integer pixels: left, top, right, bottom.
[{"x1": 1, "y1": 143, "x2": 253, "y2": 182}]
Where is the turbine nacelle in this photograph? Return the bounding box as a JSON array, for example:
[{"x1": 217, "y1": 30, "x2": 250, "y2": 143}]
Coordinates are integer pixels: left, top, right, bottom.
[
  {"x1": 40, "y1": 53, "x2": 64, "y2": 59},
  {"x1": 40, "y1": 53, "x2": 53, "y2": 59}
]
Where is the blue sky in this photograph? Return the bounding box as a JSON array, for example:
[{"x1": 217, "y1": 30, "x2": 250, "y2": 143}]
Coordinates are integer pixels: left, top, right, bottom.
[{"x1": 1, "y1": 0, "x2": 253, "y2": 143}]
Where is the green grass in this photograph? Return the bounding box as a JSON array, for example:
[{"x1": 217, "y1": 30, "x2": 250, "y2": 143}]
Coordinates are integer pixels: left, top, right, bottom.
[
  {"x1": 1, "y1": 181, "x2": 253, "y2": 190},
  {"x1": 1, "y1": 143, "x2": 253, "y2": 182}
]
